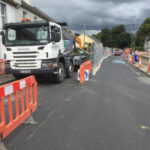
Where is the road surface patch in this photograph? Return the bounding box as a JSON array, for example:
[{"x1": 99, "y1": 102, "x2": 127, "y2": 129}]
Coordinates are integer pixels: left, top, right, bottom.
[
  {"x1": 140, "y1": 125, "x2": 149, "y2": 130},
  {"x1": 112, "y1": 60, "x2": 125, "y2": 64},
  {"x1": 137, "y1": 77, "x2": 150, "y2": 85}
]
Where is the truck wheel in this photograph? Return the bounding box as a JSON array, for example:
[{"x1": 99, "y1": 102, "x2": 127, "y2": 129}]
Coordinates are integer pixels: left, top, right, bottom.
[
  {"x1": 54, "y1": 63, "x2": 65, "y2": 83},
  {"x1": 66, "y1": 62, "x2": 74, "y2": 78}
]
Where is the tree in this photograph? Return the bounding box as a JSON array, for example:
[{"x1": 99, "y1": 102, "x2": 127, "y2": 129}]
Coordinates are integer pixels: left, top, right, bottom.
[
  {"x1": 118, "y1": 32, "x2": 131, "y2": 48},
  {"x1": 92, "y1": 32, "x2": 102, "y2": 41},
  {"x1": 111, "y1": 25, "x2": 127, "y2": 48},
  {"x1": 100, "y1": 28, "x2": 112, "y2": 47},
  {"x1": 93, "y1": 24, "x2": 131, "y2": 49},
  {"x1": 136, "y1": 17, "x2": 150, "y2": 51}
]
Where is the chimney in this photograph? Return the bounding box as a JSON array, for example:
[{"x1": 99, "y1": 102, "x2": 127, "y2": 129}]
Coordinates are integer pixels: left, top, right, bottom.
[
  {"x1": 23, "y1": 0, "x2": 31, "y2": 4},
  {"x1": 13, "y1": 0, "x2": 21, "y2": 5}
]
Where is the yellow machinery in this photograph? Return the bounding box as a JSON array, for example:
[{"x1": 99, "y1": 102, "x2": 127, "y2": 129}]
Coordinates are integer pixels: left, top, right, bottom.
[{"x1": 74, "y1": 35, "x2": 83, "y2": 49}]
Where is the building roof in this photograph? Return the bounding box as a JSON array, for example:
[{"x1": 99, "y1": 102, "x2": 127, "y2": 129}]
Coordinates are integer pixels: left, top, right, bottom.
[{"x1": 2, "y1": 0, "x2": 18, "y2": 7}]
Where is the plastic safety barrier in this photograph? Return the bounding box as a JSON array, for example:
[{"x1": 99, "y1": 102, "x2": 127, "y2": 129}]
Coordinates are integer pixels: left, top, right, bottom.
[
  {"x1": 79, "y1": 61, "x2": 92, "y2": 84},
  {"x1": 0, "y1": 59, "x2": 6, "y2": 75},
  {"x1": 0, "y1": 76, "x2": 38, "y2": 141}
]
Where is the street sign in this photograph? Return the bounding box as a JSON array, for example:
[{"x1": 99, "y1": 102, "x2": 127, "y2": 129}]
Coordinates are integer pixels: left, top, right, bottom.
[
  {"x1": 84, "y1": 70, "x2": 89, "y2": 81},
  {"x1": 77, "y1": 69, "x2": 89, "y2": 81}
]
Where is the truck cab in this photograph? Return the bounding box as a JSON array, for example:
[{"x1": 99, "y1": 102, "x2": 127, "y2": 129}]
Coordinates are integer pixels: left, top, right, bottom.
[{"x1": 3, "y1": 21, "x2": 74, "y2": 83}]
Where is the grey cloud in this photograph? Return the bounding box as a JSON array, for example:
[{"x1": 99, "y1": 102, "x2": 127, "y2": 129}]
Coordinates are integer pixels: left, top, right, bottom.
[
  {"x1": 87, "y1": 0, "x2": 143, "y2": 3},
  {"x1": 31, "y1": 0, "x2": 148, "y2": 33}
]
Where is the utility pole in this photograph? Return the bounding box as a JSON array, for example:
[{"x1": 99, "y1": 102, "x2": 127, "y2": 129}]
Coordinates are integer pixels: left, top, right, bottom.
[
  {"x1": 131, "y1": 16, "x2": 136, "y2": 50},
  {"x1": 83, "y1": 24, "x2": 86, "y2": 48}
]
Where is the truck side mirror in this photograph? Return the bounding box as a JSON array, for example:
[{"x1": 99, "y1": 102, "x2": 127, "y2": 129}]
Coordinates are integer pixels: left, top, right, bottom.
[{"x1": 0, "y1": 31, "x2": 5, "y2": 45}]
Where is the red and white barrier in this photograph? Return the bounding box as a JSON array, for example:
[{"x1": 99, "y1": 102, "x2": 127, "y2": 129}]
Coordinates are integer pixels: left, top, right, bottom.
[
  {"x1": 79, "y1": 61, "x2": 92, "y2": 84},
  {"x1": 0, "y1": 76, "x2": 38, "y2": 141}
]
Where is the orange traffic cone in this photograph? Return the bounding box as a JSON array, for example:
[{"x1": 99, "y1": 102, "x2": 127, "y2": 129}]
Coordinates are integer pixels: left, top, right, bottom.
[
  {"x1": 139, "y1": 57, "x2": 142, "y2": 68},
  {"x1": 129, "y1": 55, "x2": 132, "y2": 63},
  {"x1": 132, "y1": 56, "x2": 135, "y2": 63},
  {"x1": 148, "y1": 63, "x2": 150, "y2": 73},
  {"x1": 126, "y1": 54, "x2": 128, "y2": 60}
]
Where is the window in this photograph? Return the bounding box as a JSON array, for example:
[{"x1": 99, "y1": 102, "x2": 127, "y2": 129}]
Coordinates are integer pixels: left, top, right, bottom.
[
  {"x1": 7, "y1": 29, "x2": 16, "y2": 41},
  {"x1": 51, "y1": 26, "x2": 61, "y2": 43},
  {"x1": 5, "y1": 26, "x2": 49, "y2": 46},
  {"x1": 36, "y1": 26, "x2": 48, "y2": 40},
  {"x1": 1, "y1": 3, "x2": 7, "y2": 26},
  {"x1": 34, "y1": 16, "x2": 37, "y2": 21},
  {"x1": 23, "y1": 11, "x2": 27, "y2": 18}
]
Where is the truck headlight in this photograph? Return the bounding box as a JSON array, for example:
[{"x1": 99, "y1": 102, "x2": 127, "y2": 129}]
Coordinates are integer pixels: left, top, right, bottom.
[
  {"x1": 41, "y1": 63, "x2": 49, "y2": 68},
  {"x1": 41, "y1": 62, "x2": 54, "y2": 68}
]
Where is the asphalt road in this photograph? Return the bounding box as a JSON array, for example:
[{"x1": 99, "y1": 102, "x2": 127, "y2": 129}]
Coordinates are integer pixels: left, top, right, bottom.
[{"x1": 3, "y1": 55, "x2": 150, "y2": 150}]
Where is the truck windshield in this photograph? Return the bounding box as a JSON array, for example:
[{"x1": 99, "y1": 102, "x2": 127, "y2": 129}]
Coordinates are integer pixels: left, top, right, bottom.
[{"x1": 5, "y1": 25, "x2": 49, "y2": 46}]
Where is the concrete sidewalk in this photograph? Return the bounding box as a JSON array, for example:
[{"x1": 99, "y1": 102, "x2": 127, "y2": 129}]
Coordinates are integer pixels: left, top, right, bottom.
[
  {"x1": 123, "y1": 56, "x2": 150, "y2": 77},
  {"x1": 0, "y1": 74, "x2": 15, "y2": 85},
  {"x1": 133, "y1": 63, "x2": 150, "y2": 76}
]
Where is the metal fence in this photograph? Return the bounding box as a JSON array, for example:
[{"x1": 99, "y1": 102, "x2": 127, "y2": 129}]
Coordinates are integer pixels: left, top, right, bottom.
[{"x1": 89, "y1": 43, "x2": 112, "y2": 70}]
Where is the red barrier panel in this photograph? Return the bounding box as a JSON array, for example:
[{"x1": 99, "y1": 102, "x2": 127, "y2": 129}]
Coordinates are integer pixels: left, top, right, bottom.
[
  {"x1": 0, "y1": 76, "x2": 38, "y2": 141},
  {"x1": 80, "y1": 61, "x2": 92, "y2": 84},
  {"x1": 0, "y1": 59, "x2": 6, "y2": 75}
]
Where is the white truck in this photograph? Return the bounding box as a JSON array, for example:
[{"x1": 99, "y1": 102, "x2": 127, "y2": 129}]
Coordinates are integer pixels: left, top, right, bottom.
[{"x1": 2, "y1": 21, "x2": 77, "y2": 83}]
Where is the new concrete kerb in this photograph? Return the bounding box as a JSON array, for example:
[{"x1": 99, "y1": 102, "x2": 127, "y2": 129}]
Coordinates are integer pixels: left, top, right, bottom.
[{"x1": 92, "y1": 54, "x2": 111, "y2": 76}]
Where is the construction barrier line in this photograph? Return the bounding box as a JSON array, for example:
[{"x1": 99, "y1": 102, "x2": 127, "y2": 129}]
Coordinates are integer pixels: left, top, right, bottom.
[
  {"x1": 0, "y1": 76, "x2": 38, "y2": 141},
  {"x1": 139, "y1": 56, "x2": 142, "y2": 68},
  {"x1": 80, "y1": 60, "x2": 92, "y2": 84}
]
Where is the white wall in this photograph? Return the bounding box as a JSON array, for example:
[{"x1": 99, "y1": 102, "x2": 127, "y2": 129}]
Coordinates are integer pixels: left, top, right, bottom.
[
  {"x1": 16, "y1": 7, "x2": 44, "y2": 22},
  {"x1": 0, "y1": 1, "x2": 16, "y2": 59},
  {"x1": 144, "y1": 41, "x2": 150, "y2": 51},
  {"x1": 0, "y1": 1, "x2": 16, "y2": 30}
]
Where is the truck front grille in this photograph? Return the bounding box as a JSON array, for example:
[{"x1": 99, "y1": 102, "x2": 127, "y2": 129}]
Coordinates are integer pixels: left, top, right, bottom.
[{"x1": 11, "y1": 51, "x2": 40, "y2": 69}]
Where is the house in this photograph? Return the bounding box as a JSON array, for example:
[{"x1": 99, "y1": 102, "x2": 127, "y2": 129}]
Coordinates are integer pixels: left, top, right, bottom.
[
  {"x1": 0, "y1": 0, "x2": 55, "y2": 59},
  {"x1": 0, "y1": 0, "x2": 17, "y2": 59},
  {"x1": 0, "y1": 0, "x2": 17, "y2": 31},
  {"x1": 144, "y1": 36, "x2": 150, "y2": 51},
  {"x1": 0, "y1": 0, "x2": 55, "y2": 31},
  {"x1": 15, "y1": 0, "x2": 55, "y2": 22},
  {"x1": 78, "y1": 33, "x2": 103, "y2": 48}
]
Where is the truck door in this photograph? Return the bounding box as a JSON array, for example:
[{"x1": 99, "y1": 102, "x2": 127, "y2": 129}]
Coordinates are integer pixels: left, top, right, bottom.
[{"x1": 51, "y1": 25, "x2": 63, "y2": 55}]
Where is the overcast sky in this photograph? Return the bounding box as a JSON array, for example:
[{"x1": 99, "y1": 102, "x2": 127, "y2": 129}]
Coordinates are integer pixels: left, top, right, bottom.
[{"x1": 31, "y1": 0, "x2": 149, "y2": 34}]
